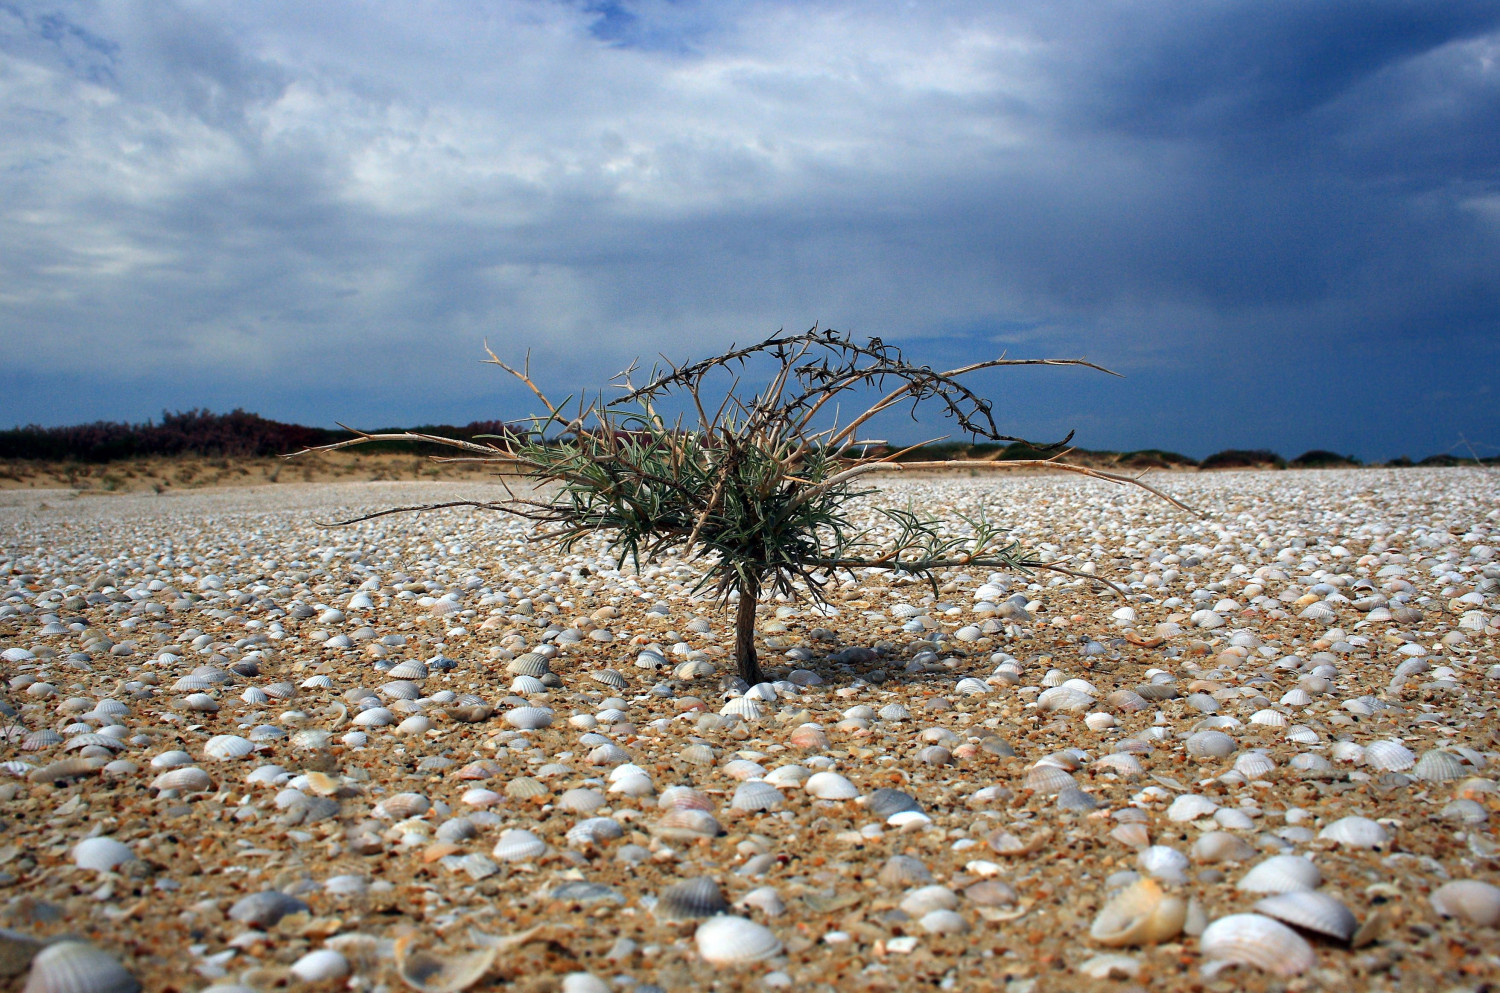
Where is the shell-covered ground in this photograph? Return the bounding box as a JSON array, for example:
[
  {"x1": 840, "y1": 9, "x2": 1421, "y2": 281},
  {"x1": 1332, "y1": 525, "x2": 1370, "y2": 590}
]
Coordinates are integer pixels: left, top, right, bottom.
[{"x1": 0, "y1": 468, "x2": 1497, "y2": 993}]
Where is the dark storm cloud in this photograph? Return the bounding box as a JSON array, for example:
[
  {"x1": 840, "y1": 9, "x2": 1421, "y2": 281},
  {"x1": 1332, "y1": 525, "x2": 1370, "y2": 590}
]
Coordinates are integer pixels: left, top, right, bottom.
[{"x1": 0, "y1": 1, "x2": 1496, "y2": 460}]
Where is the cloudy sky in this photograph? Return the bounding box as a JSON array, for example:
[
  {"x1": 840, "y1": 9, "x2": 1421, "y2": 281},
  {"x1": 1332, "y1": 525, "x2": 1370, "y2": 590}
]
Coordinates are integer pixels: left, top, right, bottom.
[{"x1": 2, "y1": 1, "x2": 1497, "y2": 461}]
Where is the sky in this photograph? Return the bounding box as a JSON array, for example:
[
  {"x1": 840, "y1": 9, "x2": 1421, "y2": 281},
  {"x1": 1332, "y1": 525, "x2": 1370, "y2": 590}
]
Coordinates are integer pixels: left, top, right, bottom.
[{"x1": 2, "y1": 1, "x2": 1498, "y2": 462}]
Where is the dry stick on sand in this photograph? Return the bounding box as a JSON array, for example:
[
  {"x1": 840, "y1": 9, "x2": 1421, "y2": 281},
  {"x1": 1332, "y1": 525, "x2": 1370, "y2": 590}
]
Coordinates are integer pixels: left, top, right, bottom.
[{"x1": 288, "y1": 327, "x2": 1196, "y2": 685}]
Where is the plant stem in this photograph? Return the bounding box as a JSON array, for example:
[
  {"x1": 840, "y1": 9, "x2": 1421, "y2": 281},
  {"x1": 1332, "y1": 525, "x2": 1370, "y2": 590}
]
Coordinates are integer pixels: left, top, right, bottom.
[{"x1": 733, "y1": 573, "x2": 765, "y2": 686}]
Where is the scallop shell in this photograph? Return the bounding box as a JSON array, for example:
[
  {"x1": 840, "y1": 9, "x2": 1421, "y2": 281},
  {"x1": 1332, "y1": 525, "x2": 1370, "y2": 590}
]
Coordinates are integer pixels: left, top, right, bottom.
[
  {"x1": 1191, "y1": 831, "x2": 1256, "y2": 863},
  {"x1": 1411, "y1": 749, "x2": 1465, "y2": 783},
  {"x1": 1137, "y1": 845, "x2": 1190, "y2": 885},
  {"x1": 1318, "y1": 815, "x2": 1389, "y2": 849},
  {"x1": 878, "y1": 703, "x2": 910, "y2": 721},
  {"x1": 380, "y1": 792, "x2": 431, "y2": 819},
  {"x1": 510, "y1": 675, "x2": 547, "y2": 696},
  {"x1": 1089, "y1": 878, "x2": 1187, "y2": 947},
  {"x1": 788, "y1": 725, "x2": 828, "y2": 751},
  {"x1": 21, "y1": 940, "x2": 140, "y2": 993},
  {"x1": 1106, "y1": 689, "x2": 1149, "y2": 713},
  {"x1": 590, "y1": 669, "x2": 629, "y2": 690},
  {"x1": 1233, "y1": 751, "x2": 1276, "y2": 779},
  {"x1": 1024, "y1": 764, "x2": 1077, "y2": 795},
  {"x1": 864, "y1": 788, "x2": 922, "y2": 817},
  {"x1": 1095, "y1": 753, "x2": 1143, "y2": 777},
  {"x1": 1110, "y1": 822, "x2": 1151, "y2": 848},
  {"x1": 504, "y1": 707, "x2": 554, "y2": 730},
  {"x1": 1037, "y1": 686, "x2": 1094, "y2": 713},
  {"x1": 507, "y1": 654, "x2": 552, "y2": 677},
  {"x1": 20, "y1": 729, "x2": 64, "y2": 751},
  {"x1": 150, "y1": 766, "x2": 213, "y2": 792},
  {"x1": 558, "y1": 788, "x2": 606, "y2": 813},
  {"x1": 719, "y1": 697, "x2": 762, "y2": 721},
  {"x1": 203, "y1": 735, "x2": 255, "y2": 761},
  {"x1": 651, "y1": 808, "x2": 722, "y2": 840},
  {"x1": 1199, "y1": 913, "x2": 1315, "y2": 976},
  {"x1": 730, "y1": 780, "x2": 784, "y2": 812},
  {"x1": 1363, "y1": 739, "x2": 1415, "y2": 772},
  {"x1": 763, "y1": 765, "x2": 811, "y2": 788},
  {"x1": 392, "y1": 924, "x2": 557, "y2": 993},
  {"x1": 461, "y1": 788, "x2": 503, "y2": 808},
  {"x1": 1430, "y1": 880, "x2": 1500, "y2": 926},
  {"x1": 1184, "y1": 730, "x2": 1236, "y2": 758},
  {"x1": 656, "y1": 877, "x2": 729, "y2": 920},
  {"x1": 1253, "y1": 891, "x2": 1358, "y2": 941},
  {"x1": 804, "y1": 771, "x2": 859, "y2": 800},
  {"x1": 878, "y1": 855, "x2": 934, "y2": 888},
  {"x1": 694, "y1": 915, "x2": 782, "y2": 966},
  {"x1": 1248, "y1": 709, "x2": 1289, "y2": 727},
  {"x1": 1236, "y1": 855, "x2": 1321, "y2": 894},
  {"x1": 737, "y1": 886, "x2": 786, "y2": 918},
  {"x1": 1299, "y1": 602, "x2": 1337, "y2": 623},
  {"x1": 658, "y1": 785, "x2": 714, "y2": 811},
  {"x1": 1167, "y1": 794, "x2": 1219, "y2": 822},
  {"x1": 388, "y1": 660, "x2": 428, "y2": 680},
  {"x1": 491, "y1": 829, "x2": 547, "y2": 862},
  {"x1": 673, "y1": 659, "x2": 717, "y2": 680},
  {"x1": 72, "y1": 837, "x2": 137, "y2": 873},
  {"x1": 566, "y1": 817, "x2": 624, "y2": 847}
]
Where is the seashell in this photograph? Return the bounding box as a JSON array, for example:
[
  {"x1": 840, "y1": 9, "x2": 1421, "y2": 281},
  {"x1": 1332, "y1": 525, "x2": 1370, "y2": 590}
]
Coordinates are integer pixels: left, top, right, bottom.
[
  {"x1": 1106, "y1": 689, "x2": 1149, "y2": 713},
  {"x1": 510, "y1": 674, "x2": 547, "y2": 696},
  {"x1": 788, "y1": 725, "x2": 828, "y2": 751},
  {"x1": 388, "y1": 660, "x2": 428, "y2": 680},
  {"x1": 1254, "y1": 891, "x2": 1358, "y2": 941},
  {"x1": 955, "y1": 677, "x2": 989, "y2": 696},
  {"x1": 1024, "y1": 764, "x2": 1077, "y2": 795},
  {"x1": 658, "y1": 785, "x2": 714, "y2": 811},
  {"x1": 878, "y1": 855, "x2": 934, "y2": 887},
  {"x1": 1248, "y1": 709, "x2": 1289, "y2": 728},
  {"x1": 1329, "y1": 741, "x2": 1366, "y2": 763},
  {"x1": 590, "y1": 669, "x2": 628, "y2": 689},
  {"x1": 203, "y1": 735, "x2": 254, "y2": 761},
  {"x1": 505, "y1": 707, "x2": 554, "y2": 730},
  {"x1": 737, "y1": 886, "x2": 785, "y2": 917},
  {"x1": 228, "y1": 890, "x2": 309, "y2": 928},
  {"x1": 1319, "y1": 815, "x2": 1389, "y2": 849},
  {"x1": 1299, "y1": 602, "x2": 1337, "y2": 623},
  {"x1": 394, "y1": 924, "x2": 558, "y2": 993},
  {"x1": 1095, "y1": 753, "x2": 1143, "y2": 777},
  {"x1": 656, "y1": 877, "x2": 729, "y2": 920},
  {"x1": 722, "y1": 759, "x2": 767, "y2": 781},
  {"x1": 150, "y1": 766, "x2": 212, "y2": 792},
  {"x1": 864, "y1": 788, "x2": 922, "y2": 817},
  {"x1": 719, "y1": 697, "x2": 762, "y2": 721},
  {"x1": 20, "y1": 729, "x2": 64, "y2": 751},
  {"x1": 1411, "y1": 749, "x2": 1465, "y2": 783},
  {"x1": 1110, "y1": 821, "x2": 1151, "y2": 848},
  {"x1": 1037, "y1": 686, "x2": 1094, "y2": 713},
  {"x1": 1084, "y1": 712, "x2": 1118, "y2": 731},
  {"x1": 291, "y1": 729, "x2": 332, "y2": 750},
  {"x1": 1279, "y1": 688, "x2": 1311, "y2": 707},
  {"x1": 1232, "y1": 751, "x2": 1276, "y2": 779},
  {"x1": 301, "y1": 674, "x2": 334, "y2": 689},
  {"x1": 730, "y1": 780, "x2": 784, "y2": 812},
  {"x1": 558, "y1": 788, "x2": 606, "y2": 813},
  {"x1": 1430, "y1": 880, "x2": 1500, "y2": 926},
  {"x1": 149, "y1": 750, "x2": 192, "y2": 770},
  {"x1": 763, "y1": 765, "x2": 810, "y2": 789},
  {"x1": 803, "y1": 771, "x2": 859, "y2": 800},
  {"x1": 566, "y1": 817, "x2": 624, "y2": 847},
  {"x1": 29, "y1": 756, "x2": 106, "y2": 783},
  {"x1": 1199, "y1": 913, "x2": 1315, "y2": 976},
  {"x1": 1137, "y1": 845, "x2": 1190, "y2": 885},
  {"x1": 694, "y1": 915, "x2": 782, "y2": 966},
  {"x1": 608, "y1": 770, "x2": 654, "y2": 797},
  {"x1": 1237, "y1": 855, "x2": 1321, "y2": 894},
  {"x1": 1363, "y1": 739, "x2": 1415, "y2": 771},
  {"x1": 352, "y1": 707, "x2": 394, "y2": 728},
  {"x1": 1090, "y1": 878, "x2": 1187, "y2": 947},
  {"x1": 1192, "y1": 831, "x2": 1256, "y2": 863},
  {"x1": 436, "y1": 817, "x2": 478, "y2": 843},
  {"x1": 878, "y1": 703, "x2": 910, "y2": 721},
  {"x1": 21, "y1": 940, "x2": 140, "y2": 993},
  {"x1": 397, "y1": 715, "x2": 433, "y2": 736},
  {"x1": 461, "y1": 788, "x2": 503, "y2": 808},
  {"x1": 262, "y1": 681, "x2": 297, "y2": 700},
  {"x1": 63, "y1": 734, "x2": 125, "y2": 753},
  {"x1": 72, "y1": 836, "x2": 137, "y2": 873},
  {"x1": 651, "y1": 807, "x2": 723, "y2": 840},
  {"x1": 491, "y1": 829, "x2": 547, "y2": 862},
  {"x1": 1167, "y1": 794, "x2": 1218, "y2": 822},
  {"x1": 900, "y1": 884, "x2": 959, "y2": 917},
  {"x1": 289, "y1": 948, "x2": 349, "y2": 983},
  {"x1": 673, "y1": 659, "x2": 717, "y2": 681},
  {"x1": 507, "y1": 654, "x2": 552, "y2": 677},
  {"x1": 1184, "y1": 730, "x2": 1236, "y2": 759},
  {"x1": 456, "y1": 759, "x2": 503, "y2": 780},
  {"x1": 380, "y1": 793, "x2": 431, "y2": 819},
  {"x1": 586, "y1": 743, "x2": 630, "y2": 766}
]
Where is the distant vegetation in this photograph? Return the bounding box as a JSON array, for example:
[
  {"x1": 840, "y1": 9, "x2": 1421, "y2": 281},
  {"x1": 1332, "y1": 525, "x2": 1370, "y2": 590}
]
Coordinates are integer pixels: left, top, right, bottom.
[
  {"x1": 0, "y1": 409, "x2": 1493, "y2": 467},
  {"x1": 0, "y1": 410, "x2": 516, "y2": 462}
]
